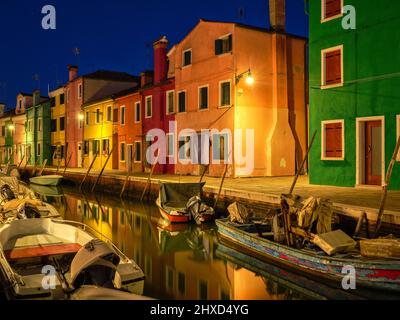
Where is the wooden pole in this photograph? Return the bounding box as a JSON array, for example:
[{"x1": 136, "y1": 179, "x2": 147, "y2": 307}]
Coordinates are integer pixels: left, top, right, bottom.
[
  {"x1": 199, "y1": 164, "x2": 210, "y2": 183},
  {"x1": 31, "y1": 158, "x2": 39, "y2": 177},
  {"x1": 374, "y1": 135, "x2": 400, "y2": 236},
  {"x1": 17, "y1": 154, "x2": 25, "y2": 170},
  {"x1": 140, "y1": 149, "x2": 160, "y2": 201},
  {"x1": 120, "y1": 145, "x2": 135, "y2": 198},
  {"x1": 38, "y1": 158, "x2": 48, "y2": 176},
  {"x1": 91, "y1": 146, "x2": 115, "y2": 192},
  {"x1": 80, "y1": 152, "x2": 98, "y2": 190},
  {"x1": 289, "y1": 130, "x2": 317, "y2": 195},
  {"x1": 62, "y1": 153, "x2": 72, "y2": 177},
  {"x1": 213, "y1": 163, "x2": 229, "y2": 210},
  {"x1": 6, "y1": 150, "x2": 14, "y2": 165},
  {"x1": 23, "y1": 154, "x2": 31, "y2": 171}
]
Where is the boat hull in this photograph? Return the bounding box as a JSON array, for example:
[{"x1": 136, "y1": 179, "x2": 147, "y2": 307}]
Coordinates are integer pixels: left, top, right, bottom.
[
  {"x1": 158, "y1": 206, "x2": 190, "y2": 223},
  {"x1": 216, "y1": 218, "x2": 400, "y2": 292},
  {"x1": 30, "y1": 175, "x2": 63, "y2": 186}
]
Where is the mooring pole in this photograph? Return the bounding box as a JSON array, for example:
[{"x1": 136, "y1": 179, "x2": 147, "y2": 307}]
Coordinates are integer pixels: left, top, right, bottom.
[
  {"x1": 375, "y1": 135, "x2": 400, "y2": 237},
  {"x1": 91, "y1": 146, "x2": 115, "y2": 192},
  {"x1": 62, "y1": 153, "x2": 72, "y2": 177},
  {"x1": 38, "y1": 158, "x2": 48, "y2": 176},
  {"x1": 31, "y1": 158, "x2": 39, "y2": 177},
  {"x1": 120, "y1": 145, "x2": 135, "y2": 198},
  {"x1": 140, "y1": 149, "x2": 160, "y2": 201},
  {"x1": 289, "y1": 130, "x2": 317, "y2": 195},
  {"x1": 17, "y1": 154, "x2": 25, "y2": 170},
  {"x1": 213, "y1": 163, "x2": 229, "y2": 210},
  {"x1": 23, "y1": 154, "x2": 31, "y2": 171},
  {"x1": 80, "y1": 152, "x2": 99, "y2": 190},
  {"x1": 6, "y1": 150, "x2": 14, "y2": 165},
  {"x1": 199, "y1": 164, "x2": 210, "y2": 183}
]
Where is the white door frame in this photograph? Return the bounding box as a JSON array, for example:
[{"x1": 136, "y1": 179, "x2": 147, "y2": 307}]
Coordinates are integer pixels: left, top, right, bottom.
[
  {"x1": 77, "y1": 142, "x2": 83, "y2": 168},
  {"x1": 355, "y1": 116, "x2": 385, "y2": 186}
]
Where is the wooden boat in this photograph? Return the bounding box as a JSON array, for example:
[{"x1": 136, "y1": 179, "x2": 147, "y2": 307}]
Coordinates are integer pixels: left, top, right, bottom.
[
  {"x1": 216, "y1": 218, "x2": 400, "y2": 292},
  {"x1": 30, "y1": 175, "x2": 63, "y2": 186},
  {"x1": 156, "y1": 182, "x2": 214, "y2": 224},
  {"x1": 30, "y1": 184, "x2": 63, "y2": 197},
  {"x1": 0, "y1": 218, "x2": 145, "y2": 299}
]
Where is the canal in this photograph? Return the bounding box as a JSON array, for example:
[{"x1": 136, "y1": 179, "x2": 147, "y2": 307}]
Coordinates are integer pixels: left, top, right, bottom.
[{"x1": 29, "y1": 185, "x2": 394, "y2": 300}]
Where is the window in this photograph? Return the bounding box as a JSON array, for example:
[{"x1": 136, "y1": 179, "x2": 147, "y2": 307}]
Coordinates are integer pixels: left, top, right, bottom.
[
  {"x1": 178, "y1": 272, "x2": 186, "y2": 296},
  {"x1": 28, "y1": 120, "x2": 33, "y2": 132},
  {"x1": 60, "y1": 145, "x2": 65, "y2": 159},
  {"x1": 18, "y1": 100, "x2": 22, "y2": 110},
  {"x1": 199, "y1": 86, "x2": 209, "y2": 110},
  {"x1": 37, "y1": 143, "x2": 41, "y2": 156},
  {"x1": 166, "y1": 133, "x2": 174, "y2": 157},
  {"x1": 179, "y1": 135, "x2": 191, "y2": 160},
  {"x1": 321, "y1": 120, "x2": 344, "y2": 160},
  {"x1": 220, "y1": 81, "x2": 231, "y2": 107},
  {"x1": 50, "y1": 97, "x2": 56, "y2": 107},
  {"x1": 135, "y1": 102, "x2": 141, "y2": 123},
  {"x1": 92, "y1": 140, "x2": 100, "y2": 155},
  {"x1": 220, "y1": 289, "x2": 230, "y2": 300},
  {"x1": 145, "y1": 96, "x2": 152, "y2": 118},
  {"x1": 322, "y1": 0, "x2": 342, "y2": 21},
  {"x1": 120, "y1": 142, "x2": 126, "y2": 161},
  {"x1": 212, "y1": 133, "x2": 229, "y2": 162},
  {"x1": 83, "y1": 141, "x2": 89, "y2": 155},
  {"x1": 102, "y1": 139, "x2": 110, "y2": 155},
  {"x1": 178, "y1": 91, "x2": 186, "y2": 113},
  {"x1": 95, "y1": 109, "x2": 101, "y2": 124},
  {"x1": 59, "y1": 117, "x2": 65, "y2": 131},
  {"x1": 120, "y1": 106, "x2": 126, "y2": 125},
  {"x1": 134, "y1": 141, "x2": 142, "y2": 162},
  {"x1": 166, "y1": 267, "x2": 174, "y2": 291},
  {"x1": 166, "y1": 90, "x2": 175, "y2": 114},
  {"x1": 182, "y1": 49, "x2": 192, "y2": 67},
  {"x1": 86, "y1": 112, "x2": 89, "y2": 125},
  {"x1": 198, "y1": 280, "x2": 208, "y2": 300},
  {"x1": 215, "y1": 34, "x2": 232, "y2": 55},
  {"x1": 78, "y1": 83, "x2": 82, "y2": 99},
  {"x1": 51, "y1": 119, "x2": 57, "y2": 132},
  {"x1": 60, "y1": 93, "x2": 65, "y2": 104},
  {"x1": 107, "y1": 106, "x2": 112, "y2": 122},
  {"x1": 1, "y1": 126, "x2": 5, "y2": 137},
  {"x1": 38, "y1": 118, "x2": 42, "y2": 132},
  {"x1": 322, "y1": 46, "x2": 343, "y2": 87}
]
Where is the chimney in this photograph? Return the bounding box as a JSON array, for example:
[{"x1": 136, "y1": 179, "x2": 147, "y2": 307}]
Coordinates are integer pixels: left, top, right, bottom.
[
  {"x1": 140, "y1": 71, "x2": 154, "y2": 87},
  {"x1": 269, "y1": 0, "x2": 286, "y2": 32},
  {"x1": 33, "y1": 90, "x2": 41, "y2": 106},
  {"x1": 153, "y1": 36, "x2": 169, "y2": 84},
  {"x1": 68, "y1": 65, "x2": 78, "y2": 81}
]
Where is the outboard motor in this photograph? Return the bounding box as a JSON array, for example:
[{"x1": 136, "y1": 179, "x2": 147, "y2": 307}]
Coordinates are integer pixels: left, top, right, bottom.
[
  {"x1": 0, "y1": 184, "x2": 16, "y2": 202},
  {"x1": 17, "y1": 203, "x2": 41, "y2": 219}
]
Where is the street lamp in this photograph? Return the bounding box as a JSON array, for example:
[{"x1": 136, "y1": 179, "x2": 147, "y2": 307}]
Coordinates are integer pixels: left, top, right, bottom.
[{"x1": 235, "y1": 68, "x2": 255, "y2": 85}]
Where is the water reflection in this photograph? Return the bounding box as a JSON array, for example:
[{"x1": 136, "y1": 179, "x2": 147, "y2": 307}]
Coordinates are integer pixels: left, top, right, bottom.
[{"x1": 31, "y1": 186, "x2": 359, "y2": 300}]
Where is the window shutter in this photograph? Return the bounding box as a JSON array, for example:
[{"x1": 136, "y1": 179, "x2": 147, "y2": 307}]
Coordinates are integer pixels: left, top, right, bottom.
[
  {"x1": 325, "y1": 50, "x2": 341, "y2": 85},
  {"x1": 325, "y1": 123, "x2": 342, "y2": 158},
  {"x1": 228, "y1": 34, "x2": 233, "y2": 51},
  {"x1": 215, "y1": 39, "x2": 223, "y2": 55},
  {"x1": 325, "y1": 0, "x2": 341, "y2": 19}
]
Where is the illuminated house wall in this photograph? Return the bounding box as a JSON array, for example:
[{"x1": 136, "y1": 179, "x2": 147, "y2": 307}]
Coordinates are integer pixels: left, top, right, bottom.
[
  {"x1": 49, "y1": 87, "x2": 66, "y2": 167},
  {"x1": 171, "y1": 19, "x2": 307, "y2": 177}
]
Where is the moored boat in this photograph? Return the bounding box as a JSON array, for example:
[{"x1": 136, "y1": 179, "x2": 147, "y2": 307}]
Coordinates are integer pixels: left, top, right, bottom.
[
  {"x1": 216, "y1": 218, "x2": 400, "y2": 292},
  {"x1": 30, "y1": 175, "x2": 63, "y2": 186}
]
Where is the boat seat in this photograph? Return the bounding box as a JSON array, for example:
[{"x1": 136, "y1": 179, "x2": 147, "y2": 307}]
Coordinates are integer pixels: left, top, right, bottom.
[{"x1": 4, "y1": 243, "x2": 82, "y2": 261}]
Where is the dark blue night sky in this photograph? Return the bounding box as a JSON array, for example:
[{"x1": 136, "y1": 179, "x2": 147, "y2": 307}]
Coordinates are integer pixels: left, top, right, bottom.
[{"x1": 0, "y1": 0, "x2": 308, "y2": 108}]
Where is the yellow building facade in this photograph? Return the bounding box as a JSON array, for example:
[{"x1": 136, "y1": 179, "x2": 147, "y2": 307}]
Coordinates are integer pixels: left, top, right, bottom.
[{"x1": 49, "y1": 87, "x2": 66, "y2": 167}]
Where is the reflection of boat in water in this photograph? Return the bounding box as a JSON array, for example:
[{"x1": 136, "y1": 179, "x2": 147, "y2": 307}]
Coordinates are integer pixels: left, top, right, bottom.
[
  {"x1": 0, "y1": 218, "x2": 145, "y2": 300},
  {"x1": 30, "y1": 184, "x2": 63, "y2": 197},
  {"x1": 216, "y1": 242, "x2": 366, "y2": 300},
  {"x1": 156, "y1": 182, "x2": 214, "y2": 224},
  {"x1": 30, "y1": 175, "x2": 63, "y2": 187}
]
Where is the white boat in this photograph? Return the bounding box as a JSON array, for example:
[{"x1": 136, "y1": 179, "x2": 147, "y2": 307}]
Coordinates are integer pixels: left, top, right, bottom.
[
  {"x1": 30, "y1": 175, "x2": 63, "y2": 187},
  {"x1": 0, "y1": 218, "x2": 145, "y2": 299}
]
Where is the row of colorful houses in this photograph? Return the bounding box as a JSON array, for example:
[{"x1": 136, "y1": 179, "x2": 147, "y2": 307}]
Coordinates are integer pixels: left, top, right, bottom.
[{"x1": 1, "y1": 0, "x2": 398, "y2": 189}]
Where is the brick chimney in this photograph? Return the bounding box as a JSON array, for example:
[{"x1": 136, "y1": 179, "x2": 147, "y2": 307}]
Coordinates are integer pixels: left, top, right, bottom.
[
  {"x1": 153, "y1": 36, "x2": 169, "y2": 84},
  {"x1": 33, "y1": 90, "x2": 41, "y2": 106},
  {"x1": 269, "y1": 0, "x2": 286, "y2": 32},
  {"x1": 68, "y1": 65, "x2": 78, "y2": 81},
  {"x1": 140, "y1": 71, "x2": 154, "y2": 87}
]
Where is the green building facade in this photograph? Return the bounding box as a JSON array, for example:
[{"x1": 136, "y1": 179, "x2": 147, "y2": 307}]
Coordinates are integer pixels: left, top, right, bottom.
[
  {"x1": 26, "y1": 93, "x2": 51, "y2": 165},
  {"x1": 308, "y1": 0, "x2": 400, "y2": 190}
]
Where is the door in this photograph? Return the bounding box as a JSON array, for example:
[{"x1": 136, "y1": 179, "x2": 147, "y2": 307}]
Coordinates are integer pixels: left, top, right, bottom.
[
  {"x1": 127, "y1": 145, "x2": 133, "y2": 173},
  {"x1": 112, "y1": 133, "x2": 119, "y2": 169},
  {"x1": 365, "y1": 121, "x2": 382, "y2": 185},
  {"x1": 77, "y1": 143, "x2": 83, "y2": 168},
  {"x1": 198, "y1": 132, "x2": 210, "y2": 176}
]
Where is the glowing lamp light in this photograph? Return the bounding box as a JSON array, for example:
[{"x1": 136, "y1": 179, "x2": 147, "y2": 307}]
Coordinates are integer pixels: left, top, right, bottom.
[
  {"x1": 245, "y1": 73, "x2": 255, "y2": 85},
  {"x1": 78, "y1": 113, "x2": 84, "y2": 121},
  {"x1": 8, "y1": 124, "x2": 15, "y2": 131}
]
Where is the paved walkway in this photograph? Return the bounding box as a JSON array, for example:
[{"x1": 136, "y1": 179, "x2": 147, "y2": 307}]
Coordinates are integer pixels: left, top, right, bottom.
[{"x1": 42, "y1": 167, "x2": 400, "y2": 212}]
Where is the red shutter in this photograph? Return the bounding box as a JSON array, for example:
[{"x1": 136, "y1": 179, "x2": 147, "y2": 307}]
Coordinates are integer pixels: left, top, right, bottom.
[
  {"x1": 325, "y1": 49, "x2": 342, "y2": 85},
  {"x1": 325, "y1": 123, "x2": 343, "y2": 158},
  {"x1": 325, "y1": 0, "x2": 341, "y2": 19}
]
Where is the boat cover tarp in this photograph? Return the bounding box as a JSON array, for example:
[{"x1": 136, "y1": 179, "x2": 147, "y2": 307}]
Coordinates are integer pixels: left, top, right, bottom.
[
  {"x1": 296, "y1": 197, "x2": 333, "y2": 234},
  {"x1": 228, "y1": 202, "x2": 254, "y2": 224},
  {"x1": 159, "y1": 182, "x2": 206, "y2": 210},
  {"x1": 71, "y1": 285, "x2": 154, "y2": 300}
]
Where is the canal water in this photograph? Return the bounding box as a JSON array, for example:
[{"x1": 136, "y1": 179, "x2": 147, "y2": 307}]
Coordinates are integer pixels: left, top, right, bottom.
[{"x1": 29, "y1": 185, "x2": 388, "y2": 300}]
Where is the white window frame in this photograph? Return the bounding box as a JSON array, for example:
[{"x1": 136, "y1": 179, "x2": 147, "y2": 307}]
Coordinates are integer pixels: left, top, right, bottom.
[
  {"x1": 135, "y1": 102, "x2": 141, "y2": 123},
  {"x1": 212, "y1": 132, "x2": 230, "y2": 163},
  {"x1": 321, "y1": 0, "x2": 344, "y2": 23},
  {"x1": 166, "y1": 90, "x2": 175, "y2": 115},
  {"x1": 219, "y1": 79, "x2": 232, "y2": 108},
  {"x1": 198, "y1": 85, "x2": 209, "y2": 110},
  {"x1": 178, "y1": 134, "x2": 191, "y2": 161},
  {"x1": 177, "y1": 90, "x2": 187, "y2": 113},
  {"x1": 166, "y1": 133, "x2": 174, "y2": 157},
  {"x1": 321, "y1": 45, "x2": 344, "y2": 89},
  {"x1": 120, "y1": 105, "x2": 126, "y2": 126},
  {"x1": 321, "y1": 119, "x2": 345, "y2": 161},
  {"x1": 37, "y1": 118, "x2": 42, "y2": 132},
  {"x1": 106, "y1": 105, "x2": 112, "y2": 122},
  {"x1": 396, "y1": 115, "x2": 400, "y2": 161},
  {"x1": 120, "y1": 142, "x2": 126, "y2": 162},
  {"x1": 182, "y1": 48, "x2": 192, "y2": 68},
  {"x1": 78, "y1": 83, "x2": 83, "y2": 99},
  {"x1": 145, "y1": 96, "x2": 153, "y2": 119},
  {"x1": 134, "y1": 141, "x2": 142, "y2": 163}
]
